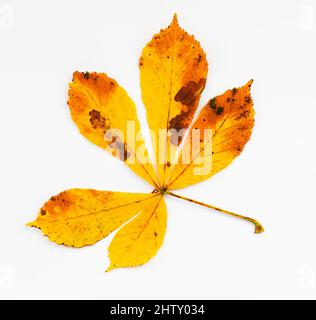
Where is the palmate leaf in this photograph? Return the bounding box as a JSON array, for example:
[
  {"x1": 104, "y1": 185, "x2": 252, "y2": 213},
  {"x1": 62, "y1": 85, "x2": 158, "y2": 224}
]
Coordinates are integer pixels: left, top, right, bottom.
[{"x1": 28, "y1": 14, "x2": 263, "y2": 271}]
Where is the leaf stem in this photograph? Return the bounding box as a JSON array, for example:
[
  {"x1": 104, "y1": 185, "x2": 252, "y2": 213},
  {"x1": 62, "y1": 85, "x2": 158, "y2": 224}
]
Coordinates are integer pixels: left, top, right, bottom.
[{"x1": 166, "y1": 191, "x2": 264, "y2": 234}]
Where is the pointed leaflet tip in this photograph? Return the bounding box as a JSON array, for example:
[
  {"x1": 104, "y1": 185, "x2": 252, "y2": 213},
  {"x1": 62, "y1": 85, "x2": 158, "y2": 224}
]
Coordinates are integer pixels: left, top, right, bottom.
[
  {"x1": 238, "y1": 79, "x2": 253, "y2": 93},
  {"x1": 106, "y1": 264, "x2": 116, "y2": 272},
  {"x1": 171, "y1": 13, "x2": 179, "y2": 26},
  {"x1": 26, "y1": 221, "x2": 35, "y2": 227}
]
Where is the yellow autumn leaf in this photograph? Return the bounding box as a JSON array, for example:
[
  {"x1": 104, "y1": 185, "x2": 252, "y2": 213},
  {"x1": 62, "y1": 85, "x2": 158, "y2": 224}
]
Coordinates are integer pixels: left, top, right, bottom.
[
  {"x1": 166, "y1": 80, "x2": 255, "y2": 189},
  {"x1": 27, "y1": 189, "x2": 160, "y2": 247},
  {"x1": 28, "y1": 14, "x2": 264, "y2": 271},
  {"x1": 68, "y1": 71, "x2": 158, "y2": 188},
  {"x1": 107, "y1": 196, "x2": 166, "y2": 271},
  {"x1": 140, "y1": 14, "x2": 208, "y2": 186}
]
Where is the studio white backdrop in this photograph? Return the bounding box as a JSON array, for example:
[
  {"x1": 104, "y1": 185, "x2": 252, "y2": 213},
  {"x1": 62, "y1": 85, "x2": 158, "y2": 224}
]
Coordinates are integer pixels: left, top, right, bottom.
[{"x1": 0, "y1": 0, "x2": 316, "y2": 299}]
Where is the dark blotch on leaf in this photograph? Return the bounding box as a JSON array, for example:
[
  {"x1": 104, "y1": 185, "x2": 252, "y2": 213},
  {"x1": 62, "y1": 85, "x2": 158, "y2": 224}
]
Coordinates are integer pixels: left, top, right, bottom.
[
  {"x1": 244, "y1": 95, "x2": 252, "y2": 104},
  {"x1": 83, "y1": 72, "x2": 90, "y2": 80},
  {"x1": 108, "y1": 136, "x2": 131, "y2": 161},
  {"x1": 169, "y1": 79, "x2": 206, "y2": 144},
  {"x1": 174, "y1": 79, "x2": 206, "y2": 107},
  {"x1": 209, "y1": 98, "x2": 216, "y2": 110},
  {"x1": 89, "y1": 109, "x2": 106, "y2": 129},
  {"x1": 216, "y1": 106, "x2": 224, "y2": 115}
]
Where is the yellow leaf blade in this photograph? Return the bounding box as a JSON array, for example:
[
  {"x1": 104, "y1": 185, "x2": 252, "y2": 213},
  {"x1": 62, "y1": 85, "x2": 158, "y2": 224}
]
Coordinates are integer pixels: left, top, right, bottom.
[
  {"x1": 140, "y1": 14, "x2": 208, "y2": 186},
  {"x1": 27, "y1": 189, "x2": 159, "y2": 247},
  {"x1": 107, "y1": 196, "x2": 167, "y2": 271},
  {"x1": 68, "y1": 71, "x2": 158, "y2": 188},
  {"x1": 166, "y1": 80, "x2": 255, "y2": 189}
]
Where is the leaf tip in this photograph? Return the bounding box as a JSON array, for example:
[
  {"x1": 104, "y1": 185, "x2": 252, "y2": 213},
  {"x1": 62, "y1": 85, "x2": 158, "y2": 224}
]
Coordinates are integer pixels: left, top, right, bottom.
[
  {"x1": 106, "y1": 264, "x2": 116, "y2": 272},
  {"x1": 26, "y1": 221, "x2": 35, "y2": 227},
  {"x1": 171, "y1": 13, "x2": 179, "y2": 26},
  {"x1": 71, "y1": 70, "x2": 79, "y2": 82}
]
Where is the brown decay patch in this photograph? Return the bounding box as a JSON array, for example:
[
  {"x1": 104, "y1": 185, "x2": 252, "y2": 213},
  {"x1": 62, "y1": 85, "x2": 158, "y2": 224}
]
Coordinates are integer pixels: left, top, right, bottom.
[
  {"x1": 169, "y1": 79, "x2": 206, "y2": 145},
  {"x1": 235, "y1": 109, "x2": 250, "y2": 121},
  {"x1": 209, "y1": 98, "x2": 216, "y2": 110},
  {"x1": 108, "y1": 136, "x2": 131, "y2": 161},
  {"x1": 45, "y1": 192, "x2": 74, "y2": 215},
  {"x1": 89, "y1": 190, "x2": 112, "y2": 202},
  {"x1": 83, "y1": 72, "x2": 90, "y2": 80},
  {"x1": 89, "y1": 109, "x2": 106, "y2": 129},
  {"x1": 209, "y1": 98, "x2": 224, "y2": 115},
  {"x1": 244, "y1": 95, "x2": 252, "y2": 104},
  {"x1": 174, "y1": 79, "x2": 205, "y2": 107},
  {"x1": 238, "y1": 124, "x2": 250, "y2": 131},
  {"x1": 216, "y1": 106, "x2": 224, "y2": 115},
  {"x1": 78, "y1": 71, "x2": 98, "y2": 82},
  {"x1": 109, "y1": 80, "x2": 115, "y2": 88},
  {"x1": 168, "y1": 128, "x2": 186, "y2": 146}
]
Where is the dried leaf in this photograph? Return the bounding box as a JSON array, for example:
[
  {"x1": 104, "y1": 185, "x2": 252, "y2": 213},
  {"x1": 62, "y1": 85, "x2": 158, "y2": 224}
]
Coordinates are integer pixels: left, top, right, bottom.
[
  {"x1": 27, "y1": 189, "x2": 160, "y2": 247},
  {"x1": 140, "y1": 14, "x2": 208, "y2": 186},
  {"x1": 166, "y1": 80, "x2": 254, "y2": 189},
  {"x1": 107, "y1": 196, "x2": 166, "y2": 271},
  {"x1": 68, "y1": 71, "x2": 158, "y2": 187},
  {"x1": 28, "y1": 15, "x2": 264, "y2": 271}
]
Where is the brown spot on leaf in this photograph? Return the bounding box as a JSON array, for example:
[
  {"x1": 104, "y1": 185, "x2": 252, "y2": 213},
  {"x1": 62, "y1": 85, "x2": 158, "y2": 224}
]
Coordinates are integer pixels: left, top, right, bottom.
[
  {"x1": 168, "y1": 115, "x2": 189, "y2": 144},
  {"x1": 168, "y1": 126, "x2": 186, "y2": 145},
  {"x1": 216, "y1": 106, "x2": 224, "y2": 115},
  {"x1": 235, "y1": 110, "x2": 250, "y2": 120},
  {"x1": 45, "y1": 192, "x2": 74, "y2": 215},
  {"x1": 115, "y1": 141, "x2": 131, "y2": 161},
  {"x1": 174, "y1": 79, "x2": 206, "y2": 107},
  {"x1": 89, "y1": 109, "x2": 106, "y2": 129},
  {"x1": 209, "y1": 98, "x2": 216, "y2": 110},
  {"x1": 107, "y1": 135, "x2": 131, "y2": 161},
  {"x1": 83, "y1": 72, "x2": 90, "y2": 80},
  {"x1": 169, "y1": 79, "x2": 206, "y2": 144},
  {"x1": 244, "y1": 95, "x2": 252, "y2": 104}
]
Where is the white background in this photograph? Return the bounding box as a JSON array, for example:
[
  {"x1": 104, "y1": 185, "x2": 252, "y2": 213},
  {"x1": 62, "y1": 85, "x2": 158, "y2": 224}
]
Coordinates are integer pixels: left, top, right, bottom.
[{"x1": 1, "y1": 0, "x2": 316, "y2": 299}]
